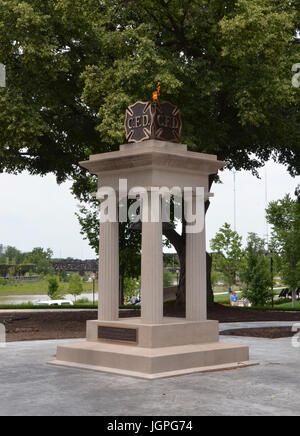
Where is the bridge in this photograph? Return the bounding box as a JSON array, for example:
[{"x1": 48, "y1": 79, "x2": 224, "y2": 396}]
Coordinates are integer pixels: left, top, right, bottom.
[{"x1": 51, "y1": 260, "x2": 98, "y2": 274}]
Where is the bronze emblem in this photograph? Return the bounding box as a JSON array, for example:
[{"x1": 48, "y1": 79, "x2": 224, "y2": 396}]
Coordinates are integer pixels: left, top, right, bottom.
[
  {"x1": 125, "y1": 101, "x2": 182, "y2": 143},
  {"x1": 125, "y1": 102, "x2": 153, "y2": 143},
  {"x1": 152, "y1": 102, "x2": 182, "y2": 142}
]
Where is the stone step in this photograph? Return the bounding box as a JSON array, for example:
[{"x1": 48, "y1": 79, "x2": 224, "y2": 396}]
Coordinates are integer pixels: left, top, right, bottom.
[{"x1": 50, "y1": 340, "x2": 253, "y2": 379}]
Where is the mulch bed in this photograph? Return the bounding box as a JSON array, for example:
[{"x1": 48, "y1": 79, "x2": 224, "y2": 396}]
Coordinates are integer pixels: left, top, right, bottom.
[
  {"x1": 1, "y1": 303, "x2": 300, "y2": 342},
  {"x1": 166, "y1": 301, "x2": 300, "y2": 323},
  {"x1": 220, "y1": 327, "x2": 295, "y2": 339},
  {"x1": 0, "y1": 309, "x2": 139, "y2": 342}
]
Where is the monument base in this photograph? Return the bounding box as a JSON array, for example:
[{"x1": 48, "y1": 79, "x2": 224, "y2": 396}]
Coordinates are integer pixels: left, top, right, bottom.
[{"x1": 50, "y1": 318, "x2": 257, "y2": 379}]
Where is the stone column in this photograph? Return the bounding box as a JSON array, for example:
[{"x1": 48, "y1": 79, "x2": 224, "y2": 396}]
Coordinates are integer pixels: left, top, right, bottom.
[
  {"x1": 141, "y1": 194, "x2": 163, "y2": 324},
  {"x1": 98, "y1": 219, "x2": 119, "y2": 321},
  {"x1": 186, "y1": 192, "x2": 207, "y2": 321}
]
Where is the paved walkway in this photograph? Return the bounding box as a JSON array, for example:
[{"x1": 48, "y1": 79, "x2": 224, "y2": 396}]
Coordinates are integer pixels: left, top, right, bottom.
[
  {"x1": 220, "y1": 321, "x2": 296, "y2": 331},
  {"x1": 0, "y1": 322, "x2": 299, "y2": 416}
]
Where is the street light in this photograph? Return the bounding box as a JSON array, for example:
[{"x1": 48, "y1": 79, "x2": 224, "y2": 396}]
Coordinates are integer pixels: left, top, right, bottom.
[
  {"x1": 265, "y1": 238, "x2": 275, "y2": 308},
  {"x1": 92, "y1": 274, "x2": 96, "y2": 307}
]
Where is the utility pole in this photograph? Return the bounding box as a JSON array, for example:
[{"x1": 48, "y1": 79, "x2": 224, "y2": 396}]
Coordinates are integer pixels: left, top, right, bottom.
[
  {"x1": 233, "y1": 170, "x2": 237, "y2": 232},
  {"x1": 92, "y1": 274, "x2": 96, "y2": 307},
  {"x1": 265, "y1": 166, "x2": 269, "y2": 245},
  {"x1": 270, "y1": 245, "x2": 274, "y2": 308},
  {"x1": 0, "y1": 63, "x2": 5, "y2": 88}
]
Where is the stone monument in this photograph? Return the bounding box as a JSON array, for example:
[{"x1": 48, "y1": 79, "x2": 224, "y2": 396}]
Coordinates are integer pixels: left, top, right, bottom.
[{"x1": 51, "y1": 97, "x2": 255, "y2": 379}]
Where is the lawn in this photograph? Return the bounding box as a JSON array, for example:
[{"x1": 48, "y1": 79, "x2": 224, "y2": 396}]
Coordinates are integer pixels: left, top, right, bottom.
[
  {"x1": 0, "y1": 280, "x2": 97, "y2": 296},
  {"x1": 214, "y1": 292, "x2": 300, "y2": 311},
  {"x1": 0, "y1": 302, "x2": 140, "y2": 310}
]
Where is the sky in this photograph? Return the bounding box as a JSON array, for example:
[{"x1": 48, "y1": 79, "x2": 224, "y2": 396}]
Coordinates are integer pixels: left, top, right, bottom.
[{"x1": 0, "y1": 160, "x2": 299, "y2": 259}]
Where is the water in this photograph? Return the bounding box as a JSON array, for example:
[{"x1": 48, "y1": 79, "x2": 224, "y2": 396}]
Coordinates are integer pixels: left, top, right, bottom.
[{"x1": 0, "y1": 292, "x2": 98, "y2": 305}]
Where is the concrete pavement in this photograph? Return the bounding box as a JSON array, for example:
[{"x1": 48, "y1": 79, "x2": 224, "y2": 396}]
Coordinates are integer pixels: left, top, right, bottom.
[{"x1": 0, "y1": 324, "x2": 299, "y2": 416}]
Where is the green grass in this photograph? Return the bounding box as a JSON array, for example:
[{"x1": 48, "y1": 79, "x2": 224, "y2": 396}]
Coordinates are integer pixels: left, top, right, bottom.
[
  {"x1": 0, "y1": 280, "x2": 98, "y2": 296},
  {"x1": 256, "y1": 301, "x2": 300, "y2": 311},
  {"x1": 213, "y1": 291, "x2": 300, "y2": 311},
  {"x1": 214, "y1": 298, "x2": 300, "y2": 311},
  {"x1": 214, "y1": 294, "x2": 230, "y2": 304},
  {"x1": 0, "y1": 303, "x2": 140, "y2": 310},
  {"x1": 213, "y1": 285, "x2": 240, "y2": 294}
]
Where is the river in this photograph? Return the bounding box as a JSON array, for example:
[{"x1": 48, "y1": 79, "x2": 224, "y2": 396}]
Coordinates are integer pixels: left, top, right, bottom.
[{"x1": 0, "y1": 292, "x2": 98, "y2": 305}]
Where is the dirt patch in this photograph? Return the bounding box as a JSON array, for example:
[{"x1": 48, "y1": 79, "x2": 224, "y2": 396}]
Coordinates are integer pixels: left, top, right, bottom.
[
  {"x1": 0, "y1": 309, "x2": 140, "y2": 342},
  {"x1": 165, "y1": 301, "x2": 300, "y2": 323},
  {"x1": 1, "y1": 303, "x2": 300, "y2": 342},
  {"x1": 220, "y1": 327, "x2": 294, "y2": 339}
]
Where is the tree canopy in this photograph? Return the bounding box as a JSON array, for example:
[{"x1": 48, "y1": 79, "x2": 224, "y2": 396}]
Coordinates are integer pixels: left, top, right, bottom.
[
  {"x1": 266, "y1": 194, "x2": 300, "y2": 307},
  {"x1": 210, "y1": 222, "x2": 243, "y2": 292},
  {"x1": 240, "y1": 233, "x2": 273, "y2": 307},
  {"x1": 0, "y1": 0, "x2": 299, "y2": 185}
]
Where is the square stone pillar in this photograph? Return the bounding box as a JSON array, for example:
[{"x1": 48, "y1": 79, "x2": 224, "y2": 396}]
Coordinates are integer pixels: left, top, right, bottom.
[
  {"x1": 98, "y1": 220, "x2": 119, "y2": 321},
  {"x1": 141, "y1": 195, "x2": 163, "y2": 324},
  {"x1": 186, "y1": 192, "x2": 207, "y2": 321}
]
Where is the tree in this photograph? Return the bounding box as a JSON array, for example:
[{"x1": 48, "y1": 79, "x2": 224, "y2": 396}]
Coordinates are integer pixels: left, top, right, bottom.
[
  {"x1": 240, "y1": 233, "x2": 273, "y2": 307},
  {"x1": 25, "y1": 247, "x2": 53, "y2": 275},
  {"x1": 266, "y1": 194, "x2": 300, "y2": 308},
  {"x1": 296, "y1": 185, "x2": 300, "y2": 204},
  {"x1": 0, "y1": 0, "x2": 299, "y2": 307},
  {"x1": 2, "y1": 246, "x2": 25, "y2": 265},
  {"x1": 47, "y1": 276, "x2": 59, "y2": 299},
  {"x1": 124, "y1": 276, "x2": 140, "y2": 301},
  {"x1": 68, "y1": 273, "x2": 83, "y2": 302},
  {"x1": 210, "y1": 223, "x2": 243, "y2": 294},
  {"x1": 163, "y1": 269, "x2": 174, "y2": 288}
]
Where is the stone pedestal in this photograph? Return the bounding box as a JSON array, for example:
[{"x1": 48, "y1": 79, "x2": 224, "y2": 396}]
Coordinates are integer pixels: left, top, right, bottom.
[
  {"x1": 51, "y1": 318, "x2": 254, "y2": 379},
  {"x1": 50, "y1": 140, "x2": 256, "y2": 379}
]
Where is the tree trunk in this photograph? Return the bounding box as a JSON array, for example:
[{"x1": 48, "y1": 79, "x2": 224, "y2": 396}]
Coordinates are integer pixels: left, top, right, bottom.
[
  {"x1": 206, "y1": 252, "x2": 214, "y2": 307},
  {"x1": 119, "y1": 276, "x2": 124, "y2": 306},
  {"x1": 176, "y1": 248, "x2": 186, "y2": 307},
  {"x1": 162, "y1": 174, "x2": 217, "y2": 309},
  {"x1": 163, "y1": 225, "x2": 186, "y2": 307},
  {"x1": 292, "y1": 289, "x2": 297, "y2": 309}
]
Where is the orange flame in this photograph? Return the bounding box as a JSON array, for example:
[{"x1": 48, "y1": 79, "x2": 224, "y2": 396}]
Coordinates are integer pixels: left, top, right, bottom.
[{"x1": 153, "y1": 81, "x2": 161, "y2": 103}]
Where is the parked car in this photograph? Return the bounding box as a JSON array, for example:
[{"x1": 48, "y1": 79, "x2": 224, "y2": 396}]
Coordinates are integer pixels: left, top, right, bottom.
[
  {"x1": 128, "y1": 296, "x2": 141, "y2": 306},
  {"x1": 34, "y1": 300, "x2": 74, "y2": 307}
]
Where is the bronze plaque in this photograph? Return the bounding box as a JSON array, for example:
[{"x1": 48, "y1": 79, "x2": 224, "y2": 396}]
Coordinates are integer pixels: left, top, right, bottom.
[
  {"x1": 98, "y1": 326, "x2": 138, "y2": 343},
  {"x1": 125, "y1": 101, "x2": 182, "y2": 143}
]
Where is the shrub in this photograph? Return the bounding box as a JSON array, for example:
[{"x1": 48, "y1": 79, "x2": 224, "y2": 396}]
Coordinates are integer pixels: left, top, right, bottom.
[
  {"x1": 75, "y1": 298, "x2": 90, "y2": 305},
  {"x1": 163, "y1": 269, "x2": 174, "y2": 287},
  {"x1": 124, "y1": 276, "x2": 140, "y2": 298},
  {"x1": 240, "y1": 233, "x2": 273, "y2": 307},
  {"x1": 242, "y1": 257, "x2": 273, "y2": 306},
  {"x1": 68, "y1": 274, "x2": 83, "y2": 301},
  {"x1": 48, "y1": 277, "x2": 59, "y2": 299}
]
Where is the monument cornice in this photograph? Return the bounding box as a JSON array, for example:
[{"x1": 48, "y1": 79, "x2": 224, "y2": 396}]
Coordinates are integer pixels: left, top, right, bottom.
[{"x1": 80, "y1": 140, "x2": 226, "y2": 176}]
